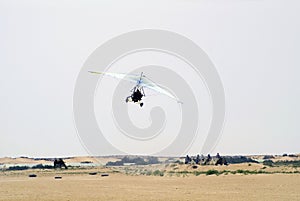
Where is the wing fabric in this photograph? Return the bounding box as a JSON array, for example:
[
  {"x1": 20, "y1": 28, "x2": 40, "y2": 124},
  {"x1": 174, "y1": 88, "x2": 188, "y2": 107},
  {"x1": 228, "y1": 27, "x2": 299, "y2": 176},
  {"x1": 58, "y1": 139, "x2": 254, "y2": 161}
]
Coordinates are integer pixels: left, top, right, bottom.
[
  {"x1": 89, "y1": 71, "x2": 181, "y2": 103},
  {"x1": 139, "y1": 77, "x2": 180, "y2": 102},
  {"x1": 88, "y1": 71, "x2": 140, "y2": 84}
]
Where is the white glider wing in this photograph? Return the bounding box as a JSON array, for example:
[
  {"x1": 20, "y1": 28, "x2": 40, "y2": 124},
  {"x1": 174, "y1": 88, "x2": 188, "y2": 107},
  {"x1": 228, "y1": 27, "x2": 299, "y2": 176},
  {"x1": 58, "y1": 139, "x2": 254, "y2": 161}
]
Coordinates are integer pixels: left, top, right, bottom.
[{"x1": 89, "y1": 71, "x2": 182, "y2": 103}]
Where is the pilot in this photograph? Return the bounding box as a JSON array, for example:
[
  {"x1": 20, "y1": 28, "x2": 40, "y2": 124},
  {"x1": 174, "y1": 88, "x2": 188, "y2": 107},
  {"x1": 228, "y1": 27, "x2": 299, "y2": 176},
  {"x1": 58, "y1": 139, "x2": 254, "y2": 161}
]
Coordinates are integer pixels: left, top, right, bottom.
[{"x1": 132, "y1": 88, "x2": 143, "y2": 102}]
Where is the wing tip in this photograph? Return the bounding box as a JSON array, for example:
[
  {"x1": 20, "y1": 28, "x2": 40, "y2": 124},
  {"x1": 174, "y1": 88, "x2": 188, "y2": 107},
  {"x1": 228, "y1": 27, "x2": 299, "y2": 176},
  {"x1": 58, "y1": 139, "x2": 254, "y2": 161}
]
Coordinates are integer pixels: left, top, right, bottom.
[
  {"x1": 177, "y1": 100, "x2": 183, "y2": 104},
  {"x1": 88, "y1": 70, "x2": 102, "y2": 74}
]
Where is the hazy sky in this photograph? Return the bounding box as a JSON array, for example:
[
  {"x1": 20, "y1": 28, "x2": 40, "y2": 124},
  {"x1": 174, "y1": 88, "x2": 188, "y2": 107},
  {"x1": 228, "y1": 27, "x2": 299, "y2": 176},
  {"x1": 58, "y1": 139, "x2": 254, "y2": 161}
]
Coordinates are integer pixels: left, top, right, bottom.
[{"x1": 0, "y1": 0, "x2": 299, "y2": 157}]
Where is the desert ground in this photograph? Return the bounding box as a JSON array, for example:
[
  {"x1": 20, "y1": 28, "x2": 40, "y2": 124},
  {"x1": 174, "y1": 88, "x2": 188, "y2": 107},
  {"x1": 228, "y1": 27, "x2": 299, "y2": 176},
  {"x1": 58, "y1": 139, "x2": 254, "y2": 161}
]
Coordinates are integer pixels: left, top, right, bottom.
[{"x1": 0, "y1": 156, "x2": 299, "y2": 201}]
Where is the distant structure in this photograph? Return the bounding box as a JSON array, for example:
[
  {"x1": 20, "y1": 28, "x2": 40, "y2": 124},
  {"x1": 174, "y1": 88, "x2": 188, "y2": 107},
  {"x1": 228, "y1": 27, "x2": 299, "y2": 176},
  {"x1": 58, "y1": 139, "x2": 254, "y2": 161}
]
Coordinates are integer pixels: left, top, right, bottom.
[
  {"x1": 215, "y1": 153, "x2": 228, "y2": 166},
  {"x1": 194, "y1": 154, "x2": 199, "y2": 164},
  {"x1": 184, "y1": 153, "x2": 228, "y2": 166},
  {"x1": 203, "y1": 154, "x2": 212, "y2": 165},
  {"x1": 54, "y1": 158, "x2": 68, "y2": 169},
  {"x1": 185, "y1": 155, "x2": 192, "y2": 164}
]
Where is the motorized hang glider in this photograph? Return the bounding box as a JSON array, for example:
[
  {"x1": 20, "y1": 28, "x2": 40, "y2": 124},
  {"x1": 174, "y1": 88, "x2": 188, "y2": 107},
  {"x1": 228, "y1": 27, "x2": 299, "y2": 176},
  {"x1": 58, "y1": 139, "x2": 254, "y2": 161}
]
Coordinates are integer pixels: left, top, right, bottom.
[{"x1": 88, "y1": 71, "x2": 182, "y2": 107}]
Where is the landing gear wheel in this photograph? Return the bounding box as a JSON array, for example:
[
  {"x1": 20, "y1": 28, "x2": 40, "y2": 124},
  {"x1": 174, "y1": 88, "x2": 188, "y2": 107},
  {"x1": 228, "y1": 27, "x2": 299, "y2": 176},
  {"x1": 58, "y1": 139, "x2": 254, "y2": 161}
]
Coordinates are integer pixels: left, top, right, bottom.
[{"x1": 140, "y1": 103, "x2": 144, "y2": 107}]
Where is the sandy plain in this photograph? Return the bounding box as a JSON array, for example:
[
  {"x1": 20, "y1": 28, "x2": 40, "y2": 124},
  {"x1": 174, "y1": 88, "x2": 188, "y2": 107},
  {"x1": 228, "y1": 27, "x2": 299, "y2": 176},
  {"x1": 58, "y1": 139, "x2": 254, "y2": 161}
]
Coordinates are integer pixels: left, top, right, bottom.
[{"x1": 0, "y1": 165, "x2": 299, "y2": 201}]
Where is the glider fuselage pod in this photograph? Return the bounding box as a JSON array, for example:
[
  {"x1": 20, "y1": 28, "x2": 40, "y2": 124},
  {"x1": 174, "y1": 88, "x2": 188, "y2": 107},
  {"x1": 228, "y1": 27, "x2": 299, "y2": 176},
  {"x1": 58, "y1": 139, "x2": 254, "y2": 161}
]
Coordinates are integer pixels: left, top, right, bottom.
[{"x1": 125, "y1": 72, "x2": 145, "y2": 107}]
